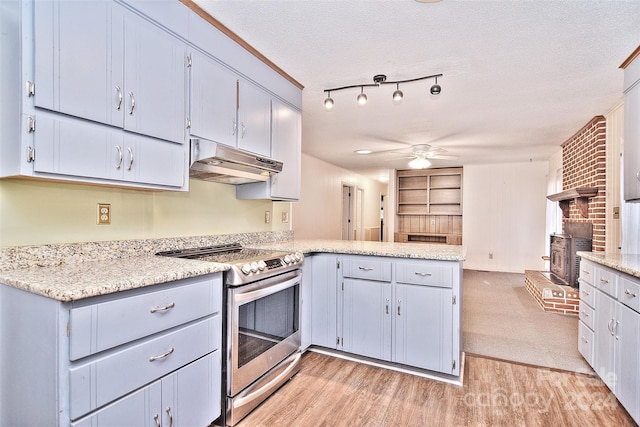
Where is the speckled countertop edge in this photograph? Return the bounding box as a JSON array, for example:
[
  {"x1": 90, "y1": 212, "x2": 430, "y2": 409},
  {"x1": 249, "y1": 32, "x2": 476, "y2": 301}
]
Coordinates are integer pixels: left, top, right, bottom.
[
  {"x1": 0, "y1": 231, "x2": 292, "y2": 301},
  {"x1": 577, "y1": 251, "x2": 640, "y2": 279},
  {"x1": 248, "y1": 239, "x2": 467, "y2": 262}
]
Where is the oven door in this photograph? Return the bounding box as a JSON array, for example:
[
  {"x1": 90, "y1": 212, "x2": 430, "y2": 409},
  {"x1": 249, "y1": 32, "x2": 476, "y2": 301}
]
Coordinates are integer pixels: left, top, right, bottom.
[{"x1": 227, "y1": 269, "x2": 301, "y2": 397}]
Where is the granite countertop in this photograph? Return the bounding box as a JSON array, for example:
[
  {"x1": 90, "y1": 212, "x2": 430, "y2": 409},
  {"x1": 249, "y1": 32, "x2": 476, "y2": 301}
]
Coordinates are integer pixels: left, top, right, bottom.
[
  {"x1": 0, "y1": 233, "x2": 464, "y2": 302},
  {"x1": 577, "y1": 251, "x2": 640, "y2": 279},
  {"x1": 249, "y1": 239, "x2": 466, "y2": 262},
  {"x1": 0, "y1": 255, "x2": 228, "y2": 302}
]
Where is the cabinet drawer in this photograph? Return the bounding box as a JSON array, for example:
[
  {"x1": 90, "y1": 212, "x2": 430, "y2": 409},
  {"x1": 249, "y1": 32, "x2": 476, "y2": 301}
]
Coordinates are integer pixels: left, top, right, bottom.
[
  {"x1": 69, "y1": 315, "x2": 220, "y2": 420},
  {"x1": 579, "y1": 260, "x2": 595, "y2": 286},
  {"x1": 578, "y1": 302, "x2": 595, "y2": 330},
  {"x1": 342, "y1": 258, "x2": 392, "y2": 282},
  {"x1": 619, "y1": 276, "x2": 640, "y2": 313},
  {"x1": 578, "y1": 320, "x2": 594, "y2": 366},
  {"x1": 395, "y1": 261, "x2": 453, "y2": 288},
  {"x1": 70, "y1": 275, "x2": 221, "y2": 360},
  {"x1": 579, "y1": 282, "x2": 595, "y2": 307},
  {"x1": 595, "y1": 267, "x2": 618, "y2": 298}
]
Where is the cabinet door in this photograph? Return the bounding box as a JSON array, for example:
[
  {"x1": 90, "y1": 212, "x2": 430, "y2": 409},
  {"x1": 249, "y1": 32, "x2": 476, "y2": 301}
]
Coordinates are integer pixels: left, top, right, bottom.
[
  {"x1": 34, "y1": 0, "x2": 125, "y2": 128},
  {"x1": 124, "y1": 9, "x2": 186, "y2": 144},
  {"x1": 270, "y1": 100, "x2": 301, "y2": 200},
  {"x1": 394, "y1": 284, "x2": 453, "y2": 373},
  {"x1": 341, "y1": 278, "x2": 392, "y2": 361},
  {"x1": 189, "y1": 51, "x2": 238, "y2": 147},
  {"x1": 615, "y1": 304, "x2": 640, "y2": 422},
  {"x1": 237, "y1": 79, "x2": 271, "y2": 156},
  {"x1": 71, "y1": 381, "x2": 162, "y2": 427},
  {"x1": 310, "y1": 255, "x2": 339, "y2": 348},
  {"x1": 122, "y1": 133, "x2": 185, "y2": 188},
  {"x1": 624, "y1": 81, "x2": 640, "y2": 201},
  {"x1": 594, "y1": 290, "x2": 617, "y2": 390},
  {"x1": 162, "y1": 351, "x2": 221, "y2": 427}
]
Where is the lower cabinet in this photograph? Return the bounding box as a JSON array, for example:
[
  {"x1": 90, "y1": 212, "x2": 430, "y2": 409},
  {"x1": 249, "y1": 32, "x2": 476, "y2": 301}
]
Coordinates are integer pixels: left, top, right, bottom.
[
  {"x1": 0, "y1": 274, "x2": 222, "y2": 427},
  {"x1": 580, "y1": 259, "x2": 640, "y2": 424},
  {"x1": 307, "y1": 254, "x2": 462, "y2": 378}
]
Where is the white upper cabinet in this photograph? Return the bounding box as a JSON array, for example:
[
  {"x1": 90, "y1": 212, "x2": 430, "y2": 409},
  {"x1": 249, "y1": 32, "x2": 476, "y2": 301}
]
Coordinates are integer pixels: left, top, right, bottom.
[
  {"x1": 237, "y1": 79, "x2": 272, "y2": 157},
  {"x1": 189, "y1": 50, "x2": 238, "y2": 147},
  {"x1": 34, "y1": 0, "x2": 187, "y2": 144},
  {"x1": 236, "y1": 100, "x2": 301, "y2": 200}
]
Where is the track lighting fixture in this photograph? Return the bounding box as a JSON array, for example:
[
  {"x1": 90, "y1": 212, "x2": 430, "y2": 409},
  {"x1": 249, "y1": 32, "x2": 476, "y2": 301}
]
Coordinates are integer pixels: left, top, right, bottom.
[
  {"x1": 323, "y1": 73, "x2": 442, "y2": 110},
  {"x1": 392, "y1": 83, "x2": 403, "y2": 104},
  {"x1": 430, "y1": 76, "x2": 441, "y2": 95},
  {"x1": 323, "y1": 92, "x2": 334, "y2": 110},
  {"x1": 356, "y1": 87, "x2": 368, "y2": 106}
]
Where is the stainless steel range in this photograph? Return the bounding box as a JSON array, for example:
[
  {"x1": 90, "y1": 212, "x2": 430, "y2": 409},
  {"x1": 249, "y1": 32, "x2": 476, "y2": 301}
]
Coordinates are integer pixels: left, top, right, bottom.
[{"x1": 156, "y1": 243, "x2": 304, "y2": 426}]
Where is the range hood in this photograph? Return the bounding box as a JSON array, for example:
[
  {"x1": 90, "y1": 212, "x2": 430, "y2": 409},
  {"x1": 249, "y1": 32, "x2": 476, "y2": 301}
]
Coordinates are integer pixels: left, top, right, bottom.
[{"x1": 189, "y1": 139, "x2": 283, "y2": 185}]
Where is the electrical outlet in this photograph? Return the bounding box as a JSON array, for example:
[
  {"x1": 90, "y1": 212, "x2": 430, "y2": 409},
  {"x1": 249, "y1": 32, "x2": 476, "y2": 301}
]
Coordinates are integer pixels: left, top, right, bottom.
[
  {"x1": 97, "y1": 203, "x2": 111, "y2": 225},
  {"x1": 281, "y1": 212, "x2": 289, "y2": 223},
  {"x1": 265, "y1": 211, "x2": 271, "y2": 224},
  {"x1": 489, "y1": 252, "x2": 493, "y2": 259}
]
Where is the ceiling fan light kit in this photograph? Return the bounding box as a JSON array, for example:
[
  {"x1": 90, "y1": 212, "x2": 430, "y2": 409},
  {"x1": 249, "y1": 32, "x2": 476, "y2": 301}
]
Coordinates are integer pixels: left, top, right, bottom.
[
  {"x1": 323, "y1": 73, "x2": 443, "y2": 110},
  {"x1": 408, "y1": 156, "x2": 432, "y2": 169}
]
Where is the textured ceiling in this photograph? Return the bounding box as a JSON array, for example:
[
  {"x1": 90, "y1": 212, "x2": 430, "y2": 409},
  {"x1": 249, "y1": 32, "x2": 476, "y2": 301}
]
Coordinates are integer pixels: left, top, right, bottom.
[{"x1": 195, "y1": 0, "x2": 640, "y2": 181}]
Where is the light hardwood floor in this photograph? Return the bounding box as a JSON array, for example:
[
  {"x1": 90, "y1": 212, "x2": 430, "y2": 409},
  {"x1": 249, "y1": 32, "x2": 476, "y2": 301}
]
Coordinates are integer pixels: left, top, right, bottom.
[{"x1": 238, "y1": 352, "x2": 636, "y2": 427}]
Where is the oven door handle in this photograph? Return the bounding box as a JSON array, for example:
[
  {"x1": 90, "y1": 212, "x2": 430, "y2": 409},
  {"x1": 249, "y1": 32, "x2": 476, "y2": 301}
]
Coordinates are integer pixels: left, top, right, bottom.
[
  {"x1": 233, "y1": 274, "x2": 300, "y2": 304},
  {"x1": 232, "y1": 352, "x2": 302, "y2": 409}
]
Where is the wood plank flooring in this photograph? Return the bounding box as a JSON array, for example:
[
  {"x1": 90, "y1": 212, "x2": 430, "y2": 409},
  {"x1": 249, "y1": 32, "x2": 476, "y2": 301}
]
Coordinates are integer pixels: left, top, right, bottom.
[{"x1": 237, "y1": 352, "x2": 636, "y2": 427}]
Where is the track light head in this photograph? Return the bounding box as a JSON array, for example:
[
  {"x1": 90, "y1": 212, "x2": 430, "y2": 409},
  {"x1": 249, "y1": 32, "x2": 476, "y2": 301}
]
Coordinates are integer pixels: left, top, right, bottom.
[
  {"x1": 357, "y1": 87, "x2": 368, "y2": 106},
  {"x1": 324, "y1": 94, "x2": 334, "y2": 111},
  {"x1": 393, "y1": 83, "x2": 403, "y2": 104},
  {"x1": 430, "y1": 76, "x2": 441, "y2": 95}
]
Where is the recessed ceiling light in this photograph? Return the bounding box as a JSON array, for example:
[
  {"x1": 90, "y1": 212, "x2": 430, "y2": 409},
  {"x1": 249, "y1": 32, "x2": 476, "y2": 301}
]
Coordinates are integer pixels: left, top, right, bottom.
[{"x1": 355, "y1": 149, "x2": 373, "y2": 155}]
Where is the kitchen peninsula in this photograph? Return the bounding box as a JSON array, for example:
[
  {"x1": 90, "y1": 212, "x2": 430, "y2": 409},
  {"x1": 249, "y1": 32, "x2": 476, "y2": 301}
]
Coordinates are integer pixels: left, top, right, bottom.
[{"x1": 0, "y1": 234, "x2": 465, "y2": 426}]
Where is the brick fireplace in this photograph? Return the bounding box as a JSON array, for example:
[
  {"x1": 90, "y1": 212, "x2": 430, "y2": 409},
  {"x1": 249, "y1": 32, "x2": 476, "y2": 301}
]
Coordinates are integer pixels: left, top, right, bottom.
[{"x1": 525, "y1": 116, "x2": 606, "y2": 315}]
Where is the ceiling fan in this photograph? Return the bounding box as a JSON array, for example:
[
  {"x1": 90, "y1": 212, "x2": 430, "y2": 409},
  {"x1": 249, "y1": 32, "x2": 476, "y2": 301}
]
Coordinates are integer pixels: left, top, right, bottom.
[{"x1": 358, "y1": 142, "x2": 457, "y2": 169}]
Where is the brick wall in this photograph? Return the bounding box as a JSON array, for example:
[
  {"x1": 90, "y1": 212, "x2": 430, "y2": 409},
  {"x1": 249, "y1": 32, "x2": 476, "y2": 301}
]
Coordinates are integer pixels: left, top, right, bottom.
[{"x1": 561, "y1": 116, "x2": 606, "y2": 251}]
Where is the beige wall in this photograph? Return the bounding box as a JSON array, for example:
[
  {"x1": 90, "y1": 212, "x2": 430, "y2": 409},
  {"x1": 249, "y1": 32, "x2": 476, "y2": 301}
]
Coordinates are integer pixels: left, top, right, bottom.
[
  {"x1": 462, "y1": 161, "x2": 549, "y2": 273},
  {"x1": 291, "y1": 153, "x2": 387, "y2": 240},
  {"x1": 0, "y1": 178, "x2": 290, "y2": 247}
]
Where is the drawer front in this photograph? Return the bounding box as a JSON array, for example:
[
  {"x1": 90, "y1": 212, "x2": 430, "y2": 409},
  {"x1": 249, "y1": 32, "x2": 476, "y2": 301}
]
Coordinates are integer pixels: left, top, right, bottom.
[
  {"x1": 578, "y1": 301, "x2": 595, "y2": 330},
  {"x1": 619, "y1": 276, "x2": 640, "y2": 313},
  {"x1": 342, "y1": 258, "x2": 392, "y2": 282},
  {"x1": 69, "y1": 314, "x2": 220, "y2": 420},
  {"x1": 578, "y1": 320, "x2": 594, "y2": 366},
  {"x1": 395, "y1": 261, "x2": 453, "y2": 288},
  {"x1": 70, "y1": 274, "x2": 222, "y2": 360},
  {"x1": 579, "y1": 281, "x2": 595, "y2": 307},
  {"x1": 595, "y1": 266, "x2": 618, "y2": 298},
  {"x1": 579, "y1": 260, "x2": 595, "y2": 286}
]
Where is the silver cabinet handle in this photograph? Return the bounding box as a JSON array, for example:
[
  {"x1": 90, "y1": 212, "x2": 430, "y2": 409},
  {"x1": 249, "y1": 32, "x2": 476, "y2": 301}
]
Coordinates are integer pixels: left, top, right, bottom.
[
  {"x1": 636, "y1": 170, "x2": 640, "y2": 182},
  {"x1": 232, "y1": 118, "x2": 237, "y2": 135},
  {"x1": 600, "y1": 277, "x2": 609, "y2": 284},
  {"x1": 115, "y1": 145, "x2": 123, "y2": 170},
  {"x1": 581, "y1": 336, "x2": 589, "y2": 344},
  {"x1": 397, "y1": 300, "x2": 401, "y2": 316},
  {"x1": 115, "y1": 85, "x2": 123, "y2": 110},
  {"x1": 625, "y1": 289, "x2": 638, "y2": 298},
  {"x1": 385, "y1": 298, "x2": 389, "y2": 314},
  {"x1": 580, "y1": 311, "x2": 589, "y2": 318},
  {"x1": 582, "y1": 290, "x2": 590, "y2": 296},
  {"x1": 150, "y1": 302, "x2": 175, "y2": 313},
  {"x1": 241, "y1": 122, "x2": 246, "y2": 138},
  {"x1": 166, "y1": 407, "x2": 174, "y2": 427},
  {"x1": 414, "y1": 272, "x2": 432, "y2": 277},
  {"x1": 582, "y1": 270, "x2": 590, "y2": 275},
  {"x1": 607, "y1": 318, "x2": 615, "y2": 336},
  {"x1": 149, "y1": 347, "x2": 174, "y2": 362},
  {"x1": 127, "y1": 147, "x2": 134, "y2": 171},
  {"x1": 153, "y1": 414, "x2": 161, "y2": 427},
  {"x1": 128, "y1": 91, "x2": 135, "y2": 115},
  {"x1": 358, "y1": 266, "x2": 374, "y2": 271}
]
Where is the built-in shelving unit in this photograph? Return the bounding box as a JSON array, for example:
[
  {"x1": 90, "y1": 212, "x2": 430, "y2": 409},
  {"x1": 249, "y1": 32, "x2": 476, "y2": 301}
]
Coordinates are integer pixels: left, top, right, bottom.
[{"x1": 395, "y1": 167, "x2": 463, "y2": 245}]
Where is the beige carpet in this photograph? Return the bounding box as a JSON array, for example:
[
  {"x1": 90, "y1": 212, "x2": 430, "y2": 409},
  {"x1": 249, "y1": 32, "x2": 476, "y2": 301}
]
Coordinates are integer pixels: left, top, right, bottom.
[{"x1": 462, "y1": 269, "x2": 593, "y2": 373}]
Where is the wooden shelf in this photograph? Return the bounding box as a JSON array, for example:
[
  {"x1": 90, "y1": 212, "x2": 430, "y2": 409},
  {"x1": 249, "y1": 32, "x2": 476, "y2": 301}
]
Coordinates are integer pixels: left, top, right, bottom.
[{"x1": 547, "y1": 187, "x2": 598, "y2": 218}]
